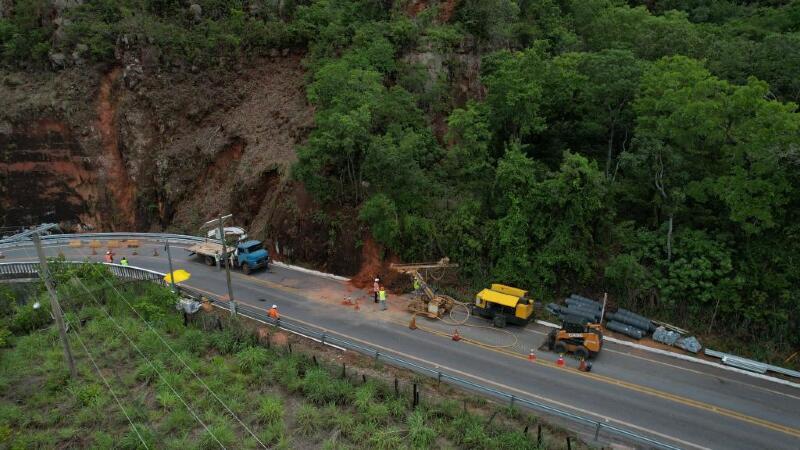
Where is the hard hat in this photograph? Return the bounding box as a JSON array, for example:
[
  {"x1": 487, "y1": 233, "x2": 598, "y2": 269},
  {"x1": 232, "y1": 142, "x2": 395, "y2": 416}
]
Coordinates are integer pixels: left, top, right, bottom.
[
  {"x1": 272, "y1": 304, "x2": 277, "y2": 309},
  {"x1": 375, "y1": 278, "x2": 379, "y2": 281},
  {"x1": 106, "y1": 251, "x2": 111, "y2": 254}
]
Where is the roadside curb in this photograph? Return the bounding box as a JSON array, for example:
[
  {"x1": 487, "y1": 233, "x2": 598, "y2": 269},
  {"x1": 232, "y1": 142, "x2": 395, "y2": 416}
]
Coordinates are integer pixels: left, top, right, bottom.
[
  {"x1": 535, "y1": 320, "x2": 800, "y2": 389},
  {"x1": 271, "y1": 261, "x2": 351, "y2": 282}
]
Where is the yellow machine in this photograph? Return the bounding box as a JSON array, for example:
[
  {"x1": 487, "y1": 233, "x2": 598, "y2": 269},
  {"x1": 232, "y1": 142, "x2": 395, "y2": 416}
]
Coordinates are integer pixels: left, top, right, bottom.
[
  {"x1": 546, "y1": 316, "x2": 603, "y2": 359},
  {"x1": 473, "y1": 284, "x2": 534, "y2": 328}
]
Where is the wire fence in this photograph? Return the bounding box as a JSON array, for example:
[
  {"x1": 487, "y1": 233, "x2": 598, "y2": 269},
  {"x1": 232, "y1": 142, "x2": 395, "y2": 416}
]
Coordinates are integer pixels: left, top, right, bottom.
[{"x1": 0, "y1": 260, "x2": 682, "y2": 450}]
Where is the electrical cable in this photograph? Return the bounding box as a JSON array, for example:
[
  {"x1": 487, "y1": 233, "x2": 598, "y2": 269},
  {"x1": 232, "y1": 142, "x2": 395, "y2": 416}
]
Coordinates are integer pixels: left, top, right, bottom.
[
  {"x1": 68, "y1": 273, "x2": 226, "y2": 449},
  {"x1": 63, "y1": 316, "x2": 150, "y2": 449},
  {"x1": 72, "y1": 244, "x2": 267, "y2": 449}
]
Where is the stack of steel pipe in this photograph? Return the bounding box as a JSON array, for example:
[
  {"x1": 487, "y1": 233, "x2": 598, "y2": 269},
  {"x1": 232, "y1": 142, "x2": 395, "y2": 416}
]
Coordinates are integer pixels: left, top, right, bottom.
[
  {"x1": 607, "y1": 308, "x2": 655, "y2": 333},
  {"x1": 605, "y1": 320, "x2": 645, "y2": 339}
]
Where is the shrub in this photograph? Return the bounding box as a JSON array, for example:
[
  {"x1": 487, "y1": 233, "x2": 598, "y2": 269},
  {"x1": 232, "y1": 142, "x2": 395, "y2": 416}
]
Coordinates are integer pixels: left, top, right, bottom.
[
  {"x1": 0, "y1": 327, "x2": 11, "y2": 348},
  {"x1": 495, "y1": 430, "x2": 538, "y2": 450},
  {"x1": 354, "y1": 382, "x2": 377, "y2": 413},
  {"x1": 70, "y1": 383, "x2": 104, "y2": 407},
  {"x1": 271, "y1": 356, "x2": 302, "y2": 392},
  {"x1": 260, "y1": 421, "x2": 284, "y2": 446},
  {"x1": 406, "y1": 410, "x2": 436, "y2": 449},
  {"x1": 162, "y1": 408, "x2": 194, "y2": 432},
  {"x1": 209, "y1": 330, "x2": 245, "y2": 355},
  {"x1": 178, "y1": 328, "x2": 207, "y2": 355},
  {"x1": 10, "y1": 302, "x2": 51, "y2": 335},
  {"x1": 294, "y1": 403, "x2": 320, "y2": 436},
  {"x1": 135, "y1": 360, "x2": 166, "y2": 384},
  {"x1": 236, "y1": 347, "x2": 269, "y2": 374},
  {"x1": 256, "y1": 395, "x2": 284, "y2": 425},
  {"x1": 302, "y1": 368, "x2": 353, "y2": 405},
  {"x1": 367, "y1": 426, "x2": 403, "y2": 449},
  {"x1": 199, "y1": 420, "x2": 237, "y2": 449},
  {"x1": 119, "y1": 424, "x2": 156, "y2": 450}
]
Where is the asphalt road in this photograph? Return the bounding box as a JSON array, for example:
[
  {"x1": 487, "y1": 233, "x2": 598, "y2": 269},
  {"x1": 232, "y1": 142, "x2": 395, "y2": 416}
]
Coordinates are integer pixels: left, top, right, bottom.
[{"x1": 5, "y1": 240, "x2": 800, "y2": 450}]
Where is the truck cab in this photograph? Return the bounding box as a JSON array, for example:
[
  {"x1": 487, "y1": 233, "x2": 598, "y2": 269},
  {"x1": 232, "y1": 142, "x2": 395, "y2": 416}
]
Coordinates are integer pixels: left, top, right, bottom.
[{"x1": 234, "y1": 240, "x2": 269, "y2": 274}]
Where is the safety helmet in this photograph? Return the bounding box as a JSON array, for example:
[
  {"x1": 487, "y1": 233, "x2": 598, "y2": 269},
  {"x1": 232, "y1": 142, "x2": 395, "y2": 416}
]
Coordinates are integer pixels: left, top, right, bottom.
[
  {"x1": 375, "y1": 278, "x2": 379, "y2": 281},
  {"x1": 272, "y1": 304, "x2": 277, "y2": 309}
]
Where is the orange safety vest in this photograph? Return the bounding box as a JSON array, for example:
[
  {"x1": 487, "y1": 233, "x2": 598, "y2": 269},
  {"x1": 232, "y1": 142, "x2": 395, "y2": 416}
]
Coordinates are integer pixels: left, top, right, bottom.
[
  {"x1": 104, "y1": 254, "x2": 113, "y2": 263},
  {"x1": 268, "y1": 308, "x2": 280, "y2": 319}
]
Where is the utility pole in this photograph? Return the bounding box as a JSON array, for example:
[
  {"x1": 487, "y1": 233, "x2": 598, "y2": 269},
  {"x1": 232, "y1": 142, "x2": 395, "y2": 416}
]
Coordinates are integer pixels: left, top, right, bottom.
[
  {"x1": 202, "y1": 214, "x2": 237, "y2": 316},
  {"x1": 165, "y1": 238, "x2": 176, "y2": 292},
  {"x1": 32, "y1": 233, "x2": 77, "y2": 379},
  {"x1": 600, "y1": 292, "x2": 608, "y2": 325}
]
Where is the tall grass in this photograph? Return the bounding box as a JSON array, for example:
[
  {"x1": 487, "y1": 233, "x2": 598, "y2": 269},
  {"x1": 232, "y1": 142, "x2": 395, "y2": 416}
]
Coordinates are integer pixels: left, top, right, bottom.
[
  {"x1": 257, "y1": 395, "x2": 284, "y2": 425},
  {"x1": 302, "y1": 367, "x2": 354, "y2": 405},
  {"x1": 294, "y1": 403, "x2": 321, "y2": 436}
]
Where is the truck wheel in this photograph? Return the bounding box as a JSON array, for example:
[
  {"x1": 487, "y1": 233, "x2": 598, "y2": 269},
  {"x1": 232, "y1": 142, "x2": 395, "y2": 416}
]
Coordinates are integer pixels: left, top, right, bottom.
[
  {"x1": 204, "y1": 256, "x2": 215, "y2": 266},
  {"x1": 493, "y1": 314, "x2": 507, "y2": 328},
  {"x1": 242, "y1": 263, "x2": 251, "y2": 275},
  {"x1": 553, "y1": 341, "x2": 567, "y2": 355},
  {"x1": 574, "y1": 346, "x2": 590, "y2": 361}
]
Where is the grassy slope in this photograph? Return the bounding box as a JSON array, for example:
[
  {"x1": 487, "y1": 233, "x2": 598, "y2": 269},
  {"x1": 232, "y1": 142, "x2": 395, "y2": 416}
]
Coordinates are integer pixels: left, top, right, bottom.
[{"x1": 0, "y1": 276, "x2": 584, "y2": 449}]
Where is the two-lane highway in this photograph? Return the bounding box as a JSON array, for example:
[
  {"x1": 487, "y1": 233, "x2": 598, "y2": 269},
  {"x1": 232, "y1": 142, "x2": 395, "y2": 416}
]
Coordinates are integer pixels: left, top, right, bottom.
[{"x1": 5, "y1": 239, "x2": 800, "y2": 449}]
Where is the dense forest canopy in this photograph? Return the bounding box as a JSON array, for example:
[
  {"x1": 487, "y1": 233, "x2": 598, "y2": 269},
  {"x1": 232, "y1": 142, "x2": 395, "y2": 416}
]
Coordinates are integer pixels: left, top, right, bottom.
[{"x1": 2, "y1": 0, "x2": 799, "y2": 358}]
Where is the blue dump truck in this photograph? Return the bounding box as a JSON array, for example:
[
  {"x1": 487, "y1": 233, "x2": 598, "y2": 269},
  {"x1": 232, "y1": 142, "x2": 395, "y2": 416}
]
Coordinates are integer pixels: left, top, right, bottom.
[{"x1": 186, "y1": 237, "x2": 269, "y2": 275}]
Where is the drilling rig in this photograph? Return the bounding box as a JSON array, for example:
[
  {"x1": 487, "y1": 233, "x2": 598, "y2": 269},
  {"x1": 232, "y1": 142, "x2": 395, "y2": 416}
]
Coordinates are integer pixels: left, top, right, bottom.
[{"x1": 389, "y1": 258, "x2": 459, "y2": 318}]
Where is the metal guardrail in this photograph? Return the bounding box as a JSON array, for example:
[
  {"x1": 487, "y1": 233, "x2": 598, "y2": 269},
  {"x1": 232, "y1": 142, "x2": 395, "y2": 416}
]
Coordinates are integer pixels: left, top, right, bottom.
[
  {"x1": 705, "y1": 349, "x2": 800, "y2": 379},
  {"x1": 0, "y1": 260, "x2": 682, "y2": 450},
  {"x1": 0, "y1": 232, "x2": 212, "y2": 250}
]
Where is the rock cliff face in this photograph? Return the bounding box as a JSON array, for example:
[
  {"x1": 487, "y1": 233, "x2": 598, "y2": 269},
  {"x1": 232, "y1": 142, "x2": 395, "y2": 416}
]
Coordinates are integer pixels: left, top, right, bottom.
[{"x1": 0, "y1": 55, "x2": 347, "y2": 264}]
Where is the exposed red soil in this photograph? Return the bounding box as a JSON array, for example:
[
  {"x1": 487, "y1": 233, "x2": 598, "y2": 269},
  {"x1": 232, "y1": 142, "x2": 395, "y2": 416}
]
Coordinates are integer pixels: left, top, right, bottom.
[
  {"x1": 406, "y1": 0, "x2": 428, "y2": 16},
  {"x1": 348, "y1": 236, "x2": 406, "y2": 293},
  {"x1": 96, "y1": 67, "x2": 136, "y2": 229},
  {"x1": 440, "y1": 0, "x2": 459, "y2": 22}
]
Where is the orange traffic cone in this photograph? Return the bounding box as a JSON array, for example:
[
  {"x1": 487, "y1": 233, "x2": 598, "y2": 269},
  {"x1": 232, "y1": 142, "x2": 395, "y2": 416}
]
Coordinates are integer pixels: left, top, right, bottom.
[
  {"x1": 452, "y1": 329, "x2": 461, "y2": 341},
  {"x1": 528, "y1": 349, "x2": 536, "y2": 361},
  {"x1": 579, "y1": 358, "x2": 587, "y2": 372},
  {"x1": 409, "y1": 315, "x2": 417, "y2": 330},
  {"x1": 556, "y1": 354, "x2": 565, "y2": 367}
]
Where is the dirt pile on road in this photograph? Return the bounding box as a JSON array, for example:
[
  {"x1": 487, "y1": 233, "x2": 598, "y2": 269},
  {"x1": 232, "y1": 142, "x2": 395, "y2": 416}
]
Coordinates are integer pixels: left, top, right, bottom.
[{"x1": 349, "y1": 237, "x2": 406, "y2": 293}]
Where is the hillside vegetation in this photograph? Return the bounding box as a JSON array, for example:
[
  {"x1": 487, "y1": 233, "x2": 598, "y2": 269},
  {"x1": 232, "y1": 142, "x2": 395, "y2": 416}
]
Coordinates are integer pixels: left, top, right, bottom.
[
  {"x1": 0, "y1": 265, "x2": 579, "y2": 449},
  {"x1": 2, "y1": 0, "x2": 799, "y2": 360}
]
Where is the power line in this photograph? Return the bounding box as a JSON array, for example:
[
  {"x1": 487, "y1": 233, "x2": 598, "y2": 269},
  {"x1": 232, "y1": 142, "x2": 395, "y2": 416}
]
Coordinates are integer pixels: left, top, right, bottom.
[
  {"x1": 63, "y1": 315, "x2": 150, "y2": 449},
  {"x1": 69, "y1": 274, "x2": 226, "y2": 449},
  {"x1": 71, "y1": 248, "x2": 266, "y2": 449}
]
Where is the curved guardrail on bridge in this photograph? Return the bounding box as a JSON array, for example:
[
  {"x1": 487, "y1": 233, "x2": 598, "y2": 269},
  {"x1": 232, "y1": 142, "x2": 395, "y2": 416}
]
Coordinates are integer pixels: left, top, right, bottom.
[{"x1": 0, "y1": 260, "x2": 681, "y2": 450}]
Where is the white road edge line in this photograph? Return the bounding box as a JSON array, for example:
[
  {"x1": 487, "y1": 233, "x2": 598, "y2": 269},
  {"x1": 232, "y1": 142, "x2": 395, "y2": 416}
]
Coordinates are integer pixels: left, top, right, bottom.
[{"x1": 535, "y1": 320, "x2": 800, "y2": 389}]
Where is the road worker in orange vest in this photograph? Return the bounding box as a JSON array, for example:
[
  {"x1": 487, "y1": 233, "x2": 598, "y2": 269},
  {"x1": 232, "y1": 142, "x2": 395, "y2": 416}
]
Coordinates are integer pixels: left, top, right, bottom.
[
  {"x1": 104, "y1": 251, "x2": 113, "y2": 263},
  {"x1": 268, "y1": 304, "x2": 280, "y2": 321}
]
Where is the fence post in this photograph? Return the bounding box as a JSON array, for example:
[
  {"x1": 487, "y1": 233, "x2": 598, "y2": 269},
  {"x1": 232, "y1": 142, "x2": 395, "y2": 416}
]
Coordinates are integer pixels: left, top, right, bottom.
[
  {"x1": 510, "y1": 395, "x2": 515, "y2": 408},
  {"x1": 594, "y1": 422, "x2": 602, "y2": 440},
  {"x1": 321, "y1": 332, "x2": 326, "y2": 345}
]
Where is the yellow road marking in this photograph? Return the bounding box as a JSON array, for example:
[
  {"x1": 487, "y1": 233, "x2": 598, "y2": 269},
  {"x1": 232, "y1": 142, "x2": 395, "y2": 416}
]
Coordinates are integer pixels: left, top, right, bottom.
[
  {"x1": 521, "y1": 326, "x2": 800, "y2": 402},
  {"x1": 12, "y1": 246, "x2": 800, "y2": 439},
  {"x1": 393, "y1": 318, "x2": 800, "y2": 439},
  {"x1": 184, "y1": 284, "x2": 706, "y2": 449}
]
